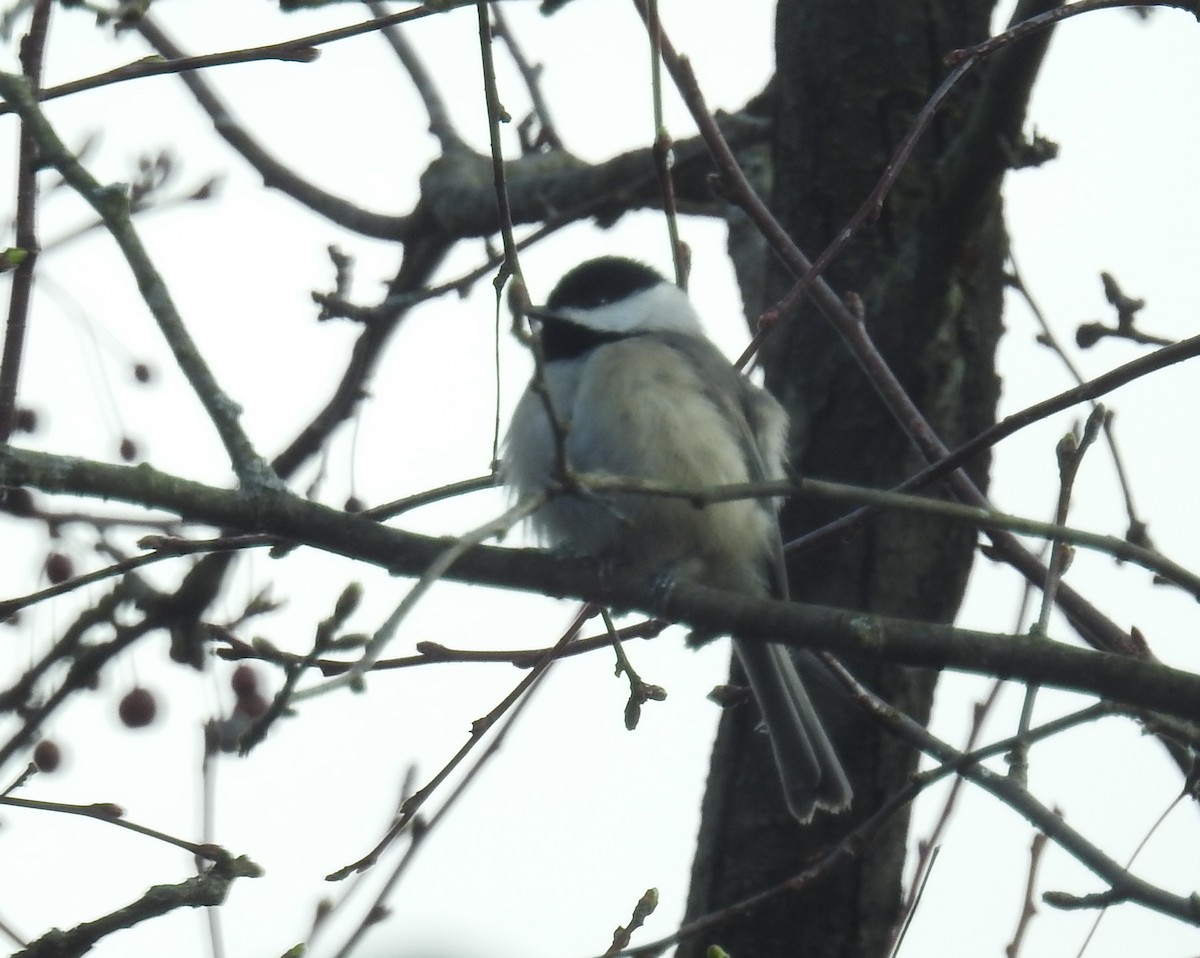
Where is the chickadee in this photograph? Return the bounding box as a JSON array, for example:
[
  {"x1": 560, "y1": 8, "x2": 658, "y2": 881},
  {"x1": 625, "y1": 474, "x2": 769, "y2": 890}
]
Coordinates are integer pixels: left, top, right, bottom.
[{"x1": 503, "y1": 256, "x2": 852, "y2": 823}]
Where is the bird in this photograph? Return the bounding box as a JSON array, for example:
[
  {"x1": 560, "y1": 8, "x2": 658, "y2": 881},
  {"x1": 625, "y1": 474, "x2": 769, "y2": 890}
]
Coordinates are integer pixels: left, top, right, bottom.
[{"x1": 503, "y1": 255, "x2": 852, "y2": 823}]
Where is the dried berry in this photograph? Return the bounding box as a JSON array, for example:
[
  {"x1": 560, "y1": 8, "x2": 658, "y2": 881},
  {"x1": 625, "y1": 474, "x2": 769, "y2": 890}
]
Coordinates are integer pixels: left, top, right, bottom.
[
  {"x1": 44, "y1": 552, "x2": 73, "y2": 584},
  {"x1": 118, "y1": 687, "x2": 158, "y2": 728},
  {"x1": 1, "y1": 487, "x2": 34, "y2": 517},
  {"x1": 33, "y1": 739, "x2": 62, "y2": 773},
  {"x1": 230, "y1": 664, "x2": 259, "y2": 698}
]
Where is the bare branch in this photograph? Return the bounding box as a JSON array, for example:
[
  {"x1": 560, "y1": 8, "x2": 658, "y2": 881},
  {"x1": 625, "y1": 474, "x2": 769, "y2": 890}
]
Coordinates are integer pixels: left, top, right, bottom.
[
  {"x1": 0, "y1": 71, "x2": 279, "y2": 490},
  {"x1": 326, "y1": 602, "x2": 585, "y2": 881},
  {"x1": 948, "y1": 0, "x2": 1200, "y2": 64},
  {"x1": 0, "y1": 0, "x2": 52, "y2": 443},
  {"x1": 0, "y1": 793, "x2": 235, "y2": 862},
  {"x1": 12, "y1": 855, "x2": 261, "y2": 958},
  {"x1": 5, "y1": 446, "x2": 1200, "y2": 723},
  {"x1": 0, "y1": 0, "x2": 479, "y2": 118},
  {"x1": 824, "y1": 656, "x2": 1199, "y2": 927},
  {"x1": 366, "y1": 0, "x2": 466, "y2": 152},
  {"x1": 491, "y1": 2, "x2": 562, "y2": 151},
  {"x1": 135, "y1": 16, "x2": 406, "y2": 238}
]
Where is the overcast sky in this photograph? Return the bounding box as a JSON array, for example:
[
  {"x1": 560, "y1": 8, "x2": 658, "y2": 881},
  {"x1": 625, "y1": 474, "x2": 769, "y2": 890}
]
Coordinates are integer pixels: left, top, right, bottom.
[{"x1": 2, "y1": 3, "x2": 1199, "y2": 958}]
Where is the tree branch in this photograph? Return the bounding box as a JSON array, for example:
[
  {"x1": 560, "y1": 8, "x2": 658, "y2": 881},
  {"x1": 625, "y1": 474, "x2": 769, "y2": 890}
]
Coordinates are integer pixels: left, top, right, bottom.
[
  {"x1": 0, "y1": 71, "x2": 278, "y2": 491},
  {"x1": 0, "y1": 0, "x2": 52, "y2": 444},
  {"x1": 4, "y1": 445, "x2": 1200, "y2": 724},
  {"x1": 12, "y1": 856, "x2": 261, "y2": 958}
]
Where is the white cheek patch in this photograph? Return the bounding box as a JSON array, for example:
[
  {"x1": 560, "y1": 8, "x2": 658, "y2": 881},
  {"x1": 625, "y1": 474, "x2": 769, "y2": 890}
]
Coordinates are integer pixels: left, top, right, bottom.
[{"x1": 558, "y1": 282, "x2": 705, "y2": 337}]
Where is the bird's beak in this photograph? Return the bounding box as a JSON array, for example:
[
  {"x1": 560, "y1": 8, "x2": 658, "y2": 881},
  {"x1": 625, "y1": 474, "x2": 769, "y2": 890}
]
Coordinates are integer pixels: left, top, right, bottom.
[{"x1": 524, "y1": 304, "x2": 560, "y2": 324}]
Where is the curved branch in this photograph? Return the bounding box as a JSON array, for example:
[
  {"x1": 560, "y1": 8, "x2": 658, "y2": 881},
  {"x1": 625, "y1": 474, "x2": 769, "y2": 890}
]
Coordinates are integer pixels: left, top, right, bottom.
[
  {"x1": 789, "y1": 330, "x2": 1200, "y2": 560},
  {"x1": 366, "y1": 0, "x2": 466, "y2": 153},
  {"x1": 134, "y1": 15, "x2": 763, "y2": 242},
  {"x1": 0, "y1": 71, "x2": 277, "y2": 490},
  {"x1": 633, "y1": 0, "x2": 1142, "y2": 660},
  {"x1": 491, "y1": 2, "x2": 563, "y2": 151},
  {"x1": 919, "y1": 0, "x2": 1062, "y2": 267},
  {"x1": 135, "y1": 17, "x2": 407, "y2": 238},
  {"x1": 13, "y1": 855, "x2": 261, "y2": 958},
  {"x1": 0, "y1": 794, "x2": 230, "y2": 861},
  {"x1": 0, "y1": 0, "x2": 480, "y2": 119},
  {"x1": 825, "y1": 657, "x2": 1200, "y2": 927},
  {"x1": 949, "y1": 0, "x2": 1200, "y2": 62},
  {"x1": 269, "y1": 112, "x2": 762, "y2": 477},
  {"x1": 0, "y1": 0, "x2": 51, "y2": 444},
  {"x1": 4, "y1": 446, "x2": 1200, "y2": 724}
]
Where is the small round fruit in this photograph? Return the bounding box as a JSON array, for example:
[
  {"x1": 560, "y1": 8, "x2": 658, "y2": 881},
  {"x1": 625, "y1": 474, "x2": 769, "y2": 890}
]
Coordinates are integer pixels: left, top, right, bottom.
[
  {"x1": 118, "y1": 687, "x2": 158, "y2": 728},
  {"x1": 33, "y1": 739, "x2": 62, "y2": 773},
  {"x1": 44, "y1": 552, "x2": 73, "y2": 584},
  {"x1": 230, "y1": 664, "x2": 259, "y2": 698}
]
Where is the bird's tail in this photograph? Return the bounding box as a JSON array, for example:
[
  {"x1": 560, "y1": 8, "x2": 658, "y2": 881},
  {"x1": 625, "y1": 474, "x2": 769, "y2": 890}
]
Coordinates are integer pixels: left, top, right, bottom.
[{"x1": 733, "y1": 639, "x2": 853, "y2": 823}]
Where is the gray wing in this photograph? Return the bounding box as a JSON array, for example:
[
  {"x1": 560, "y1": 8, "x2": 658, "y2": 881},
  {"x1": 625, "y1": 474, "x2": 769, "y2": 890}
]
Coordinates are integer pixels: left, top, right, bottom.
[{"x1": 657, "y1": 333, "x2": 853, "y2": 821}]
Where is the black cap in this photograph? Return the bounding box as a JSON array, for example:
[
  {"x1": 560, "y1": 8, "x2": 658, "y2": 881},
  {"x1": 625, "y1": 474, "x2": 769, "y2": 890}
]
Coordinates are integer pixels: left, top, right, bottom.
[{"x1": 546, "y1": 257, "x2": 664, "y2": 311}]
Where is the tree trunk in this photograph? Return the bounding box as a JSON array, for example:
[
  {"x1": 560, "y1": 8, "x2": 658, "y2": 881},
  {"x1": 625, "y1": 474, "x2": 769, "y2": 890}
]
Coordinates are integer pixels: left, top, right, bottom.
[{"x1": 684, "y1": 2, "x2": 1059, "y2": 956}]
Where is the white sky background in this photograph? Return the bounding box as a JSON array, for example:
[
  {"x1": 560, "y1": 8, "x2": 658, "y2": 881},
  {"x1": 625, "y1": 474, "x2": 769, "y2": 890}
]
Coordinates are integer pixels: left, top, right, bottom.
[{"x1": 1, "y1": 2, "x2": 1199, "y2": 957}]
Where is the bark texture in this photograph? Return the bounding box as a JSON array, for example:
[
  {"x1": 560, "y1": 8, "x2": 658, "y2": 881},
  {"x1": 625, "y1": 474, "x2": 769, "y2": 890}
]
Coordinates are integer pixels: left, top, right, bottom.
[{"x1": 684, "y1": 3, "x2": 1059, "y2": 956}]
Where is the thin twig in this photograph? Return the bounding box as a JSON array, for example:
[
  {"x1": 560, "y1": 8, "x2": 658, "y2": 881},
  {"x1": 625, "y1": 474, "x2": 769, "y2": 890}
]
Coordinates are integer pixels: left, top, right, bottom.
[
  {"x1": 734, "y1": 54, "x2": 974, "y2": 368},
  {"x1": 0, "y1": 543, "x2": 238, "y2": 621},
  {"x1": 214, "y1": 616, "x2": 666, "y2": 674},
  {"x1": 0, "y1": 0, "x2": 52, "y2": 444},
  {"x1": 0, "y1": 613, "x2": 156, "y2": 769},
  {"x1": 291, "y1": 496, "x2": 543, "y2": 703},
  {"x1": 644, "y1": 0, "x2": 686, "y2": 286},
  {"x1": 1071, "y1": 792, "x2": 1187, "y2": 957},
  {"x1": 326, "y1": 602, "x2": 587, "y2": 881},
  {"x1": 0, "y1": 0, "x2": 479, "y2": 117},
  {"x1": 476, "y1": 0, "x2": 578, "y2": 494},
  {"x1": 0, "y1": 793, "x2": 232, "y2": 862},
  {"x1": 897, "y1": 570, "x2": 1045, "y2": 940},
  {"x1": 600, "y1": 606, "x2": 667, "y2": 730},
  {"x1": 0, "y1": 911, "x2": 26, "y2": 950},
  {"x1": 630, "y1": 0, "x2": 1141, "y2": 658},
  {"x1": 134, "y1": 17, "x2": 404, "y2": 239},
  {"x1": 366, "y1": 0, "x2": 465, "y2": 152},
  {"x1": 0, "y1": 70, "x2": 279, "y2": 490},
  {"x1": 604, "y1": 889, "x2": 660, "y2": 957},
  {"x1": 822, "y1": 655, "x2": 1199, "y2": 926},
  {"x1": 1075, "y1": 272, "x2": 1173, "y2": 348},
  {"x1": 787, "y1": 330, "x2": 1200, "y2": 562},
  {"x1": 947, "y1": 0, "x2": 1200, "y2": 64},
  {"x1": 236, "y1": 586, "x2": 360, "y2": 754},
  {"x1": 1012, "y1": 408, "x2": 1104, "y2": 780},
  {"x1": 887, "y1": 845, "x2": 939, "y2": 958},
  {"x1": 198, "y1": 726, "x2": 225, "y2": 958},
  {"x1": 364, "y1": 474, "x2": 496, "y2": 520},
  {"x1": 1006, "y1": 831, "x2": 1050, "y2": 958},
  {"x1": 327, "y1": 609, "x2": 572, "y2": 957},
  {"x1": 575, "y1": 472, "x2": 1200, "y2": 599},
  {"x1": 594, "y1": 702, "x2": 1119, "y2": 958},
  {"x1": 1008, "y1": 255, "x2": 1147, "y2": 540},
  {"x1": 490, "y1": 3, "x2": 562, "y2": 151},
  {"x1": 477, "y1": 1, "x2": 521, "y2": 276}
]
